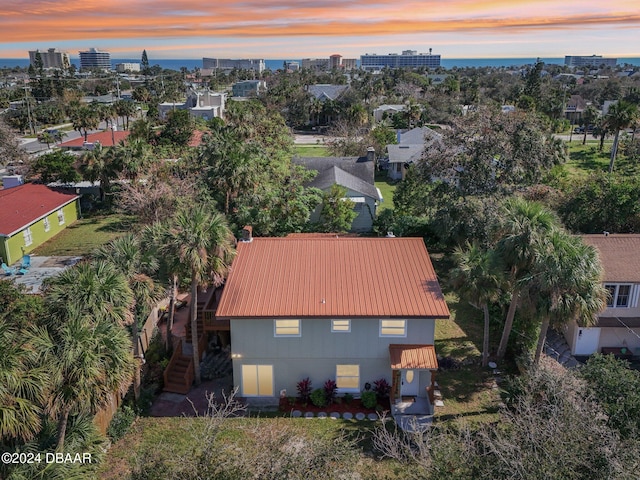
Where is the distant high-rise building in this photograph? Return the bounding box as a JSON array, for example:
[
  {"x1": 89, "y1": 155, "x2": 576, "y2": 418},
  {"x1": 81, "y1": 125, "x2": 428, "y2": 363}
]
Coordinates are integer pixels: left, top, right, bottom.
[
  {"x1": 341, "y1": 58, "x2": 357, "y2": 70},
  {"x1": 329, "y1": 54, "x2": 342, "y2": 70},
  {"x1": 202, "y1": 58, "x2": 265, "y2": 74},
  {"x1": 564, "y1": 55, "x2": 617, "y2": 68},
  {"x1": 28, "y1": 48, "x2": 70, "y2": 70},
  {"x1": 115, "y1": 63, "x2": 141, "y2": 73},
  {"x1": 79, "y1": 48, "x2": 111, "y2": 70},
  {"x1": 301, "y1": 58, "x2": 330, "y2": 71},
  {"x1": 360, "y1": 49, "x2": 440, "y2": 71},
  {"x1": 284, "y1": 61, "x2": 300, "y2": 71}
]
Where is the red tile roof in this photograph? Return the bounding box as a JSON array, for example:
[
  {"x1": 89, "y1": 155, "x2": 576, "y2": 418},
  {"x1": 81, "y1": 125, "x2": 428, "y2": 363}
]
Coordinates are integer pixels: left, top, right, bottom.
[
  {"x1": 58, "y1": 130, "x2": 130, "y2": 148},
  {"x1": 216, "y1": 237, "x2": 450, "y2": 319},
  {"x1": 582, "y1": 234, "x2": 640, "y2": 283},
  {"x1": 389, "y1": 344, "x2": 438, "y2": 370},
  {"x1": 0, "y1": 184, "x2": 79, "y2": 236}
]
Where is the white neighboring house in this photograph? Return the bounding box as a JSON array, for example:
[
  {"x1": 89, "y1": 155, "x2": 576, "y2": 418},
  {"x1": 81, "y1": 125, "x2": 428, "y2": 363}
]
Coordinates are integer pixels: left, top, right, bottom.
[
  {"x1": 158, "y1": 90, "x2": 226, "y2": 121},
  {"x1": 563, "y1": 234, "x2": 640, "y2": 358},
  {"x1": 373, "y1": 104, "x2": 406, "y2": 123},
  {"x1": 386, "y1": 127, "x2": 442, "y2": 180}
]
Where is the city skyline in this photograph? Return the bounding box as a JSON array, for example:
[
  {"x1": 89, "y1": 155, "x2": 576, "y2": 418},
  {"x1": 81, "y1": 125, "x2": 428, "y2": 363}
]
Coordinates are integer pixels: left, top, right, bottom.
[{"x1": 1, "y1": 1, "x2": 639, "y2": 60}]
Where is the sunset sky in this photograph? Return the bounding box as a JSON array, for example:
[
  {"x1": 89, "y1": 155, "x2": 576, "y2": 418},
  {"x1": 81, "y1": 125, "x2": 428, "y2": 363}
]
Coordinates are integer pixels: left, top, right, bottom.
[{"x1": 2, "y1": 0, "x2": 639, "y2": 59}]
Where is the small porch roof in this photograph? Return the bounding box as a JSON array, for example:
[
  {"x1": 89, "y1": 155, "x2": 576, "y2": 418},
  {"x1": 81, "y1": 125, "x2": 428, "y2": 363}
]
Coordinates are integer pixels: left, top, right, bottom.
[{"x1": 389, "y1": 344, "x2": 438, "y2": 370}]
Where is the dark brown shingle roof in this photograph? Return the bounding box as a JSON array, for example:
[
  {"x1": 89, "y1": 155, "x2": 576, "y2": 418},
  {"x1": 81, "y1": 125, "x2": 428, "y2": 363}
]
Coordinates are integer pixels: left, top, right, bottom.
[{"x1": 216, "y1": 237, "x2": 449, "y2": 319}]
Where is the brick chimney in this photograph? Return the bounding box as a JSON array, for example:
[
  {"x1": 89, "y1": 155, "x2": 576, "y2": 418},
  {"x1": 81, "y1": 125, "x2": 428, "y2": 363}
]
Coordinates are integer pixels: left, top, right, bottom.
[{"x1": 366, "y1": 147, "x2": 375, "y2": 163}]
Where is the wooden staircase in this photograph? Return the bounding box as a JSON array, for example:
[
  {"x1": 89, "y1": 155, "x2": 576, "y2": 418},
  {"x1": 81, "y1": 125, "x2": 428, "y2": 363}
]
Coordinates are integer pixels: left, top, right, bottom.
[
  {"x1": 162, "y1": 288, "x2": 219, "y2": 395},
  {"x1": 163, "y1": 341, "x2": 194, "y2": 394}
]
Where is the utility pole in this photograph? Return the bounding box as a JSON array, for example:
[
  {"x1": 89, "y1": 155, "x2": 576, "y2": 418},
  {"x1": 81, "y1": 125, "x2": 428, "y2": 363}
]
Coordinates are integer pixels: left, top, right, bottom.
[{"x1": 23, "y1": 86, "x2": 34, "y2": 135}]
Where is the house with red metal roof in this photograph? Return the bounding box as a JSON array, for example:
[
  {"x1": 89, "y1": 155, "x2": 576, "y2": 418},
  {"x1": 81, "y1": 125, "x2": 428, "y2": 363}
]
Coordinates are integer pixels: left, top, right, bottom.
[
  {"x1": 0, "y1": 183, "x2": 80, "y2": 265},
  {"x1": 563, "y1": 234, "x2": 640, "y2": 358},
  {"x1": 212, "y1": 231, "x2": 449, "y2": 412},
  {"x1": 58, "y1": 130, "x2": 130, "y2": 150}
]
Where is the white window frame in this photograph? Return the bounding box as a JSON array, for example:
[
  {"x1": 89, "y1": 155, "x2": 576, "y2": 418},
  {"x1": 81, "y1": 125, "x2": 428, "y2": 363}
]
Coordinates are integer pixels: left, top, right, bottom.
[
  {"x1": 57, "y1": 209, "x2": 65, "y2": 225},
  {"x1": 43, "y1": 217, "x2": 50, "y2": 232},
  {"x1": 336, "y1": 364, "x2": 360, "y2": 393},
  {"x1": 605, "y1": 284, "x2": 633, "y2": 308},
  {"x1": 331, "y1": 319, "x2": 351, "y2": 333},
  {"x1": 380, "y1": 319, "x2": 407, "y2": 337},
  {"x1": 274, "y1": 319, "x2": 301, "y2": 337},
  {"x1": 23, "y1": 227, "x2": 33, "y2": 247},
  {"x1": 241, "y1": 364, "x2": 274, "y2": 397}
]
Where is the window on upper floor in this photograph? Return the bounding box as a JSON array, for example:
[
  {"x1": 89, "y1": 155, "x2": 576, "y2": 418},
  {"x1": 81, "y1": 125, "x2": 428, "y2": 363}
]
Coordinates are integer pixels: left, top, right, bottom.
[
  {"x1": 331, "y1": 319, "x2": 351, "y2": 333},
  {"x1": 380, "y1": 319, "x2": 407, "y2": 337},
  {"x1": 605, "y1": 284, "x2": 633, "y2": 308},
  {"x1": 274, "y1": 319, "x2": 301, "y2": 337}
]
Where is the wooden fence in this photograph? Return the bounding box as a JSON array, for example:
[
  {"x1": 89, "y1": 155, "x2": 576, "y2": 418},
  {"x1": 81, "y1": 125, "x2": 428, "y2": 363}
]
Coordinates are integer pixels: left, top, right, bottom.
[{"x1": 93, "y1": 301, "x2": 166, "y2": 435}]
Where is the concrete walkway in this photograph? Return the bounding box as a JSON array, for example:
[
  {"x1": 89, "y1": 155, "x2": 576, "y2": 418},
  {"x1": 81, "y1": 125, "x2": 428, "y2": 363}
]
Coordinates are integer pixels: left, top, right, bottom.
[
  {"x1": 392, "y1": 397, "x2": 433, "y2": 432},
  {"x1": 150, "y1": 375, "x2": 238, "y2": 417},
  {"x1": 544, "y1": 330, "x2": 580, "y2": 368}
]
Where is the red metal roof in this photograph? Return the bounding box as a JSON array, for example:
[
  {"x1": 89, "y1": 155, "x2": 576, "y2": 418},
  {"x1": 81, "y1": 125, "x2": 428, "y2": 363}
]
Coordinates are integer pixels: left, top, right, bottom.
[
  {"x1": 0, "y1": 184, "x2": 79, "y2": 236},
  {"x1": 58, "y1": 130, "x2": 130, "y2": 148},
  {"x1": 582, "y1": 234, "x2": 640, "y2": 283},
  {"x1": 389, "y1": 344, "x2": 438, "y2": 370},
  {"x1": 216, "y1": 237, "x2": 450, "y2": 319}
]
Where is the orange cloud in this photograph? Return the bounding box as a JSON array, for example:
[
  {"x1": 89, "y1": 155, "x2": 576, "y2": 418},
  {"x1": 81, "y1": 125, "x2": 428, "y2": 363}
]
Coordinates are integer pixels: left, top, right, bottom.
[{"x1": 1, "y1": 0, "x2": 638, "y2": 57}]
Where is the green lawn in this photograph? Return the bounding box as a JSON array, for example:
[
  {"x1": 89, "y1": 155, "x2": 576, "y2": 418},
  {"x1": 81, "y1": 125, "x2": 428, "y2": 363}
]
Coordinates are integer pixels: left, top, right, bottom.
[
  {"x1": 563, "y1": 139, "x2": 639, "y2": 178},
  {"x1": 375, "y1": 171, "x2": 397, "y2": 210},
  {"x1": 33, "y1": 213, "x2": 133, "y2": 256},
  {"x1": 292, "y1": 144, "x2": 330, "y2": 157}
]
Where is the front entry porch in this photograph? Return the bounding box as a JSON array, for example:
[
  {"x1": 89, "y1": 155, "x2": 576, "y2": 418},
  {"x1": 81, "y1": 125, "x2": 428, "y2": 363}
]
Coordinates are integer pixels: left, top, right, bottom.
[{"x1": 389, "y1": 344, "x2": 438, "y2": 431}]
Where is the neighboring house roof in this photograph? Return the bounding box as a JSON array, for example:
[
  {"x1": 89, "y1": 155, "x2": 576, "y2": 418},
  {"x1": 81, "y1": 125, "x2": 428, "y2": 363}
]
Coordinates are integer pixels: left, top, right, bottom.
[
  {"x1": 582, "y1": 234, "x2": 640, "y2": 283},
  {"x1": 58, "y1": 130, "x2": 130, "y2": 148},
  {"x1": 398, "y1": 127, "x2": 440, "y2": 145},
  {"x1": 309, "y1": 166, "x2": 380, "y2": 200},
  {"x1": 307, "y1": 84, "x2": 348, "y2": 101},
  {"x1": 216, "y1": 237, "x2": 450, "y2": 319},
  {"x1": 0, "y1": 184, "x2": 79, "y2": 237},
  {"x1": 387, "y1": 144, "x2": 423, "y2": 164},
  {"x1": 293, "y1": 155, "x2": 374, "y2": 185}
]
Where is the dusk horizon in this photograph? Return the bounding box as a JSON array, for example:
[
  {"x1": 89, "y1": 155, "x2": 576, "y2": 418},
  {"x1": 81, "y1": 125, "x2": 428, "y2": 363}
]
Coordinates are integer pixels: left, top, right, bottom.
[{"x1": 2, "y1": 1, "x2": 639, "y2": 60}]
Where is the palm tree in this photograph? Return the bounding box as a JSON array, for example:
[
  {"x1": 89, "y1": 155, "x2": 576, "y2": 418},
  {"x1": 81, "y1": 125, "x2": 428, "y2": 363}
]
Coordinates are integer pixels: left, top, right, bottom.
[
  {"x1": 0, "y1": 320, "x2": 52, "y2": 443},
  {"x1": 42, "y1": 261, "x2": 134, "y2": 451},
  {"x1": 154, "y1": 205, "x2": 236, "y2": 385},
  {"x1": 45, "y1": 308, "x2": 134, "y2": 451},
  {"x1": 529, "y1": 231, "x2": 606, "y2": 364},
  {"x1": 606, "y1": 100, "x2": 639, "y2": 173},
  {"x1": 93, "y1": 234, "x2": 162, "y2": 400},
  {"x1": 495, "y1": 198, "x2": 558, "y2": 359},
  {"x1": 42, "y1": 260, "x2": 134, "y2": 327},
  {"x1": 581, "y1": 105, "x2": 599, "y2": 145},
  {"x1": 450, "y1": 243, "x2": 501, "y2": 367},
  {"x1": 79, "y1": 143, "x2": 123, "y2": 202}
]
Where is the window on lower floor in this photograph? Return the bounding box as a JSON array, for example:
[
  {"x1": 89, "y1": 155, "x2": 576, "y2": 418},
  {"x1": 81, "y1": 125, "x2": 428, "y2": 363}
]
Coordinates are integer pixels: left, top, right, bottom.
[
  {"x1": 336, "y1": 364, "x2": 360, "y2": 391},
  {"x1": 23, "y1": 228, "x2": 33, "y2": 246},
  {"x1": 331, "y1": 319, "x2": 351, "y2": 333},
  {"x1": 241, "y1": 364, "x2": 274, "y2": 396},
  {"x1": 380, "y1": 319, "x2": 407, "y2": 337},
  {"x1": 43, "y1": 217, "x2": 50, "y2": 232},
  {"x1": 274, "y1": 319, "x2": 301, "y2": 337},
  {"x1": 57, "y1": 209, "x2": 65, "y2": 225},
  {"x1": 605, "y1": 284, "x2": 632, "y2": 308}
]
